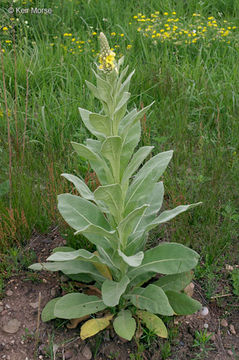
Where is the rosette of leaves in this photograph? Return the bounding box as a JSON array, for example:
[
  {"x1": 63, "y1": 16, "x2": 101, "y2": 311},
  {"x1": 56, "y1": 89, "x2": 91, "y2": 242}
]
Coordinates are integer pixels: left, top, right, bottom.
[{"x1": 30, "y1": 34, "x2": 202, "y2": 341}]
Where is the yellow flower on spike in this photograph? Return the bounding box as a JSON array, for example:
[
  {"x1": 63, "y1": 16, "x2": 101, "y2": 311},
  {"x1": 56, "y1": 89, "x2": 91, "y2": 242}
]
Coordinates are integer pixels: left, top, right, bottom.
[{"x1": 98, "y1": 32, "x2": 116, "y2": 73}]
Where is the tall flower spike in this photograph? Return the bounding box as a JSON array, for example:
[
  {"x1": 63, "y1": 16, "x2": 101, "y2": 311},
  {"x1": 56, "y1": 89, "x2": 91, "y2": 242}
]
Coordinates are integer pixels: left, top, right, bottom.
[{"x1": 98, "y1": 32, "x2": 116, "y2": 73}]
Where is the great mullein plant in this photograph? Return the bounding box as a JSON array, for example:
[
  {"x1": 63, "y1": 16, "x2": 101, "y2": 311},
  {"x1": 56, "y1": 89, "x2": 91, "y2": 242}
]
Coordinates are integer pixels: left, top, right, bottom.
[{"x1": 30, "y1": 33, "x2": 202, "y2": 340}]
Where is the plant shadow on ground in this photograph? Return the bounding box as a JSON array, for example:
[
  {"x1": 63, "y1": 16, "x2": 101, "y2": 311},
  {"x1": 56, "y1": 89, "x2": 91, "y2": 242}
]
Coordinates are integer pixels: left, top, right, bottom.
[{"x1": 0, "y1": 229, "x2": 238, "y2": 360}]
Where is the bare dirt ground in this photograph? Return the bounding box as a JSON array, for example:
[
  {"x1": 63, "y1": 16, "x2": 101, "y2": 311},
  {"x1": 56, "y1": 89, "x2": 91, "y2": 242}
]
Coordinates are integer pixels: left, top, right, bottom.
[{"x1": 0, "y1": 229, "x2": 238, "y2": 360}]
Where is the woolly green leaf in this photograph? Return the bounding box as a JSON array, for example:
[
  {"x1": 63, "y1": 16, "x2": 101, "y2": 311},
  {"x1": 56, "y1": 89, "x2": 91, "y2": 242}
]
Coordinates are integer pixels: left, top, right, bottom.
[
  {"x1": 42, "y1": 298, "x2": 61, "y2": 322},
  {"x1": 113, "y1": 310, "x2": 136, "y2": 341},
  {"x1": 89, "y1": 113, "x2": 112, "y2": 137},
  {"x1": 125, "y1": 285, "x2": 174, "y2": 316},
  {"x1": 118, "y1": 249, "x2": 144, "y2": 267},
  {"x1": 29, "y1": 260, "x2": 106, "y2": 282},
  {"x1": 166, "y1": 291, "x2": 202, "y2": 315},
  {"x1": 153, "y1": 272, "x2": 193, "y2": 292},
  {"x1": 125, "y1": 151, "x2": 173, "y2": 215},
  {"x1": 127, "y1": 243, "x2": 199, "y2": 286},
  {"x1": 94, "y1": 184, "x2": 123, "y2": 219},
  {"x1": 54, "y1": 293, "x2": 107, "y2": 319},
  {"x1": 102, "y1": 276, "x2": 130, "y2": 307},
  {"x1": 117, "y1": 205, "x2": 148, "y2": 247},
  {"x1": 121, "y1": 146, "x2": 154, "y2": 190},
  {"x1": 61, "y1": 173, "x2": 94, "y2": 201}
]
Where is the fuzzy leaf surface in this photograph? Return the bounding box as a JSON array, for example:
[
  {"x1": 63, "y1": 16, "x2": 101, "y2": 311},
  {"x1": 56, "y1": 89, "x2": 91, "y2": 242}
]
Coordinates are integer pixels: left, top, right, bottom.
[
  {"x1": 41, "y1": 298, "x2": 61, "y2": 322},
  {"x1": 127, "y1": 243, "x2": 199, "y2": 286},
  {"x1": 113, "y1": 310, "x2": 136, "y2": 341},
  {"x1": 166, "y1": 291, "x2": 201, "y2": 315},
  {"x1": 102, "y1": 276, "x2": 130, "y2": 307},
  {"x1": 126, "y1": 284, "x2": 174, "y2": 316},
  {"x1": 153, "y1": 272, "x2": 193, "y2": 292},
  {"x1": 54, "y1": 293, "x2": 107, "y2": 319}
]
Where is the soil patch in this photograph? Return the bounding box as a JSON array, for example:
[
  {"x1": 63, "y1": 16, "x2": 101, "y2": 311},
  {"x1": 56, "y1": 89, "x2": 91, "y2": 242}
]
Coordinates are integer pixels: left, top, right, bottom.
[{"x1": 0, "y1": 229, "x2": 238, "y2": 360}]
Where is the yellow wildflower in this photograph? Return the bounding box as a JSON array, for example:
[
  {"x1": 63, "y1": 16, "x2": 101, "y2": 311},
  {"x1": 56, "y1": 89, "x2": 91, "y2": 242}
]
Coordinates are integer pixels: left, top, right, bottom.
[{"x1": 2, "y1": 27, "x2": 8, "y2": 31}]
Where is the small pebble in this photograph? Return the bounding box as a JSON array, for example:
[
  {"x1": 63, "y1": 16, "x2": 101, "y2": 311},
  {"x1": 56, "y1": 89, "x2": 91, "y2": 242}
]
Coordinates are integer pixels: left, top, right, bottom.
[
  {"x1": 200, "y1": 307, "x2": 209, "y2": 316},
  {"x1": 221, "y1": 319, "x2": 228, "y2": 327},
  {"x1": 82, "y1": 345, "x2": 92, "y2": 360},
  {"x1": 2, "y1": 319, "x2": 21, "y2": 334},
  {"x1": 64, "y1": 350, "x2": 74, "y2": 359},
  {"x1": 42, "y1": 279, "x2": 47, "y2": 283},
  {"x1": 5, "y1": 304, "x2": 11, "y2": 309},
  {"x1": 227, "y1": 350, "x2": 234, "y2": 357},
  {"x1": 229, "y1": 324, "x2": 236, "y2": 335},
  {"x1": 6, "y1": 290, "x2": 13, "y2": 296},
  {"x1": 50, "y1": 288, "x2": 56, "y2": 297},
  {"x1": 30, "y1": 301, "x2": 39, "y2": 309}
]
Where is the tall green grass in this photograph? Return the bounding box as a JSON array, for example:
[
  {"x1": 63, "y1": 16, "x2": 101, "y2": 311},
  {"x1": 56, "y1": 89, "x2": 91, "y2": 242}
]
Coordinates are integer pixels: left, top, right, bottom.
[{"x1": 0, "y1": 0, "x2": 238, "y2": 270}]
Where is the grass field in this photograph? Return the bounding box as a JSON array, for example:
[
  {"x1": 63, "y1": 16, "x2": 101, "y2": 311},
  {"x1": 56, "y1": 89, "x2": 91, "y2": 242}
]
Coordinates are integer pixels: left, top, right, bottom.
[{"x1": 0, "y1": 0, "x2": 239, "y2": 297}]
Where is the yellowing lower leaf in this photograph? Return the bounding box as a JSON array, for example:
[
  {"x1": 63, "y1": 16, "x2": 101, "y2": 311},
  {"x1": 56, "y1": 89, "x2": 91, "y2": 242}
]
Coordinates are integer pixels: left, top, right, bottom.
[
  {"x1": 137, "y1": 310, "x2": 168, "y2": 338},
  {"x1": 93, "y1": 251, "x2": 112, "y2": 280},
  {"x1": 80, "y1": 315, "x2": 113, "y2": 340}
]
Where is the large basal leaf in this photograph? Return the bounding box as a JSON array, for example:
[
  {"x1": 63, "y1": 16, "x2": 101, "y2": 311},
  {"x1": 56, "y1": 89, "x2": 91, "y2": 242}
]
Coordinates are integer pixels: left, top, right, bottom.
[
  {"x1": 125, "y1": 284, "x2": 174, "y2": 316},
  {"x1": 80, "y1": 315, "x2": 113, "y2": 340},
  {"x1": 117, "y1": 205, "x2": 148, "y2": 247},
  {"x1": 102, "y1": 276, "x2": 130, "y2": 307},
  {"x1": 113, "y1": 310, "x2": 136, "y2": 341},
  {"x1": 54, "y1": 293, "x2": 107, "y2": 319},
  {"x1": 94, "y1": 184, "x2": 123, "y2": 219},
  {"x1": 127, "y1": 243, "x2": 199, "y2": 286},
  {"x1": 63, "y1": 173, "x2": 95, "y2": 200},
  {"x1": 58, "y1": 194, "x2": 115, "y2": 249},
  {"x1": 153, "y1": 272, "x2": 193, "y2": 292},
  {"x1": 166, "y1": 290, "x2": 201, "y2": 315},
  {"x1": 41, "y1": 298, "x2": 61, "y2": 322},
  {"x1": 137, "y1": 310, "x2": 168, "y2": 338},
  {"x1": 124, "y1": 151, "x2": 173, "y2": 215},
  {"x1": 118, "y1": 249, "x2": 144, "y2": 267},
  {"x1": 47, "y1": 249, "x2": 99, "y2": 262},
  {"x1": 29, "y1": 260, "x2": 106, "y2": 282},
  {"x1": 121, "y1": 146, "x2": 154, "y2": 191}
]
